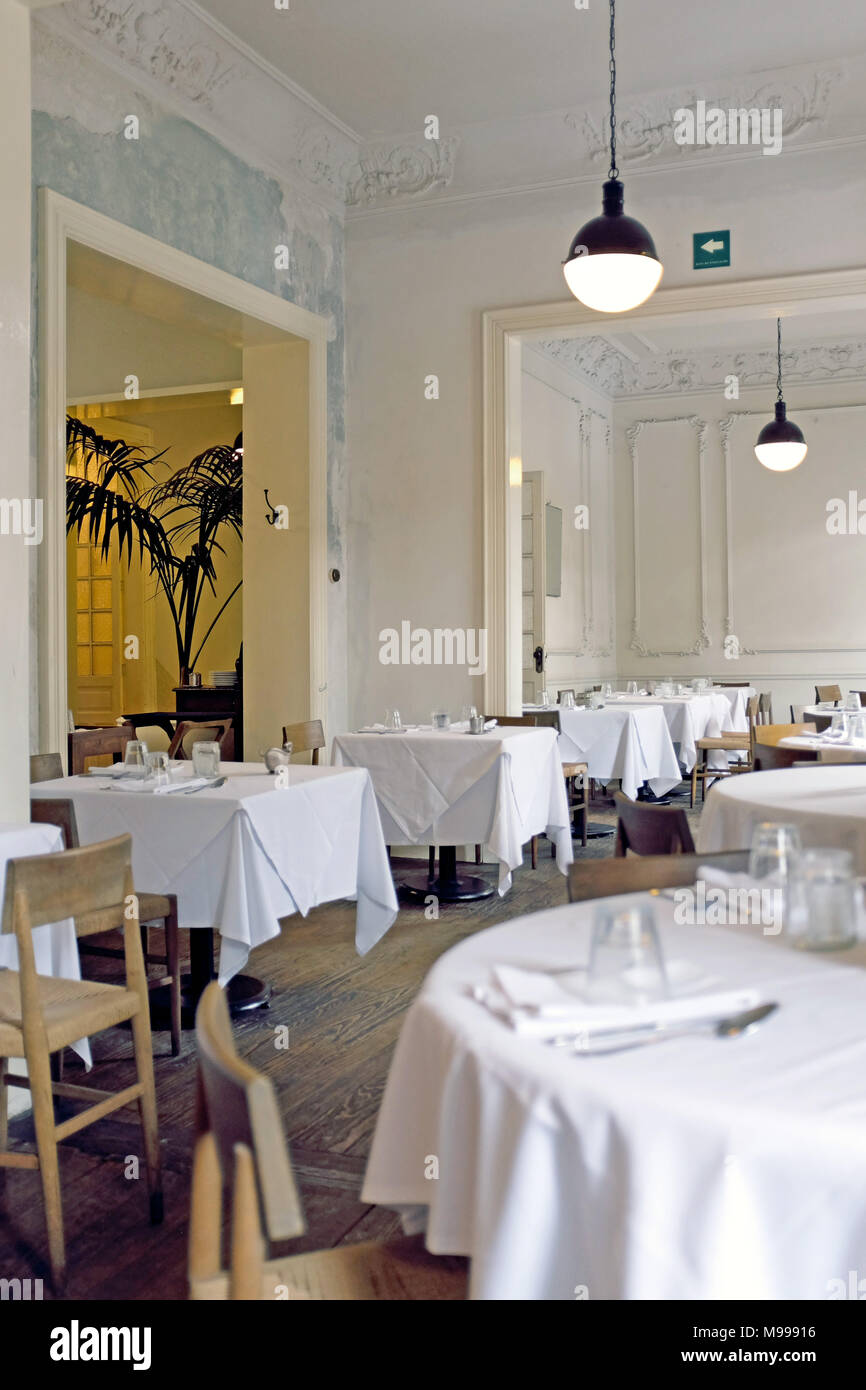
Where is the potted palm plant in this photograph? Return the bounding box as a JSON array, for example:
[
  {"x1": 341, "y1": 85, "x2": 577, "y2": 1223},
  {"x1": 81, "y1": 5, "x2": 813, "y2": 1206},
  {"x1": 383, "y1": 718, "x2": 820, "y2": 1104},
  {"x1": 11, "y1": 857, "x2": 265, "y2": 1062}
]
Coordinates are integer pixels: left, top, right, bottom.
[{"x1": 66, "y1": 414, "x2": 243, "y2": 683}]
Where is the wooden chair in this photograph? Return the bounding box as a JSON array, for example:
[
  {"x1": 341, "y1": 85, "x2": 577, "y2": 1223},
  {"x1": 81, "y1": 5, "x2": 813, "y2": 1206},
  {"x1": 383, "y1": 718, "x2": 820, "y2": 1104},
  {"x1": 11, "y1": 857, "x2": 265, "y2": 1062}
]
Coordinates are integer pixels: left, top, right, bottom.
[
  {"x1": 556, "y1": 690, "x2": 575, "y2": 704},
  {"x1": 758, "y1": 692, "x2": 774, "y2": 725},
  {"x1": 803, "y1": 709, "x2": 832, "y2": 733},
  {"x1": 68, "y1": 726, "x2": 132, "y2": 775},
  {"x1": 189, "y1": 983, "x2": 466, "y2": 1301},
  {"x1": 614, "y1": 790, "x2": 695, "y2": 857},
  {"x1": 790, "y1": 704, "x2": 806, "y2": 722},
  {"x1": 815, "y1": 684, "x2": 842, "y2": 705},
  {"x1": 281, "y1": 719, "x2": 326, "y2": 765},
  {"x1": 719, "y1": 681, "x2": 751, "y2": 687},
  {"x1": 30, "y1": 753, "x2": 64, "y2": 784},
  {"x1": 690, "y1": 693, "x2": 759, "y2": 806},
  {"x1": 0, "y1": 834, "x2": 162, "y2": 1291},
  {"x1": 168, "y1": 719, "x2": 233, "y2": 760},
  {"x1": 28, "y1": 796, "x2": 181, "y2": 1058},
  {"x1": 568, "y1": 850, "x2": 750, "y2": 903}
]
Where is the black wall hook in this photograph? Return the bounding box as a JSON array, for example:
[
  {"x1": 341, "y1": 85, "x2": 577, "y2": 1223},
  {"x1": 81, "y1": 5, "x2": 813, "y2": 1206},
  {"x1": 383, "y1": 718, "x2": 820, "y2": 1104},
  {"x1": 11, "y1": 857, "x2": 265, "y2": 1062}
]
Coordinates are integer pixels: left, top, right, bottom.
[{"x1": 264, "y1": 489, "x2": 280, "y2": 526}]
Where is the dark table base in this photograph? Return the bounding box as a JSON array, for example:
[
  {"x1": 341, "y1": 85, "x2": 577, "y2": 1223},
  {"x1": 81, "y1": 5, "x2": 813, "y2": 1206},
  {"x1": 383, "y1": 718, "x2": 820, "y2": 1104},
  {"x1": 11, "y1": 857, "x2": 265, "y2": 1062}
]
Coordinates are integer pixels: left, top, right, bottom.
[
  {"x1": 399, "y1": 845, "x2": 497, "y2": 903},
  {"x1": 149, "y1": 927, "x2": 270, "y2": 1031}
]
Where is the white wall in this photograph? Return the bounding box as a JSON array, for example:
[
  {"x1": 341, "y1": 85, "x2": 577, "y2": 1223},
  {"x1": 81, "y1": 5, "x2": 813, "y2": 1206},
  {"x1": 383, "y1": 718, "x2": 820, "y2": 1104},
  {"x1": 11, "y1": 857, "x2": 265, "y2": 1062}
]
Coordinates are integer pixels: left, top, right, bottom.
[
  {"x1": 520, "y1": 346, "x2": 615, "y2": 697},
  {"x1": 0, "y1": 0, "x2": 31, "y2": 820},
  {"x1": 346, "y1": 146, "x2": 866, "y2": 728},
  {"x1": 613, "y1": 376, "x2": 866, "y2": 717}
]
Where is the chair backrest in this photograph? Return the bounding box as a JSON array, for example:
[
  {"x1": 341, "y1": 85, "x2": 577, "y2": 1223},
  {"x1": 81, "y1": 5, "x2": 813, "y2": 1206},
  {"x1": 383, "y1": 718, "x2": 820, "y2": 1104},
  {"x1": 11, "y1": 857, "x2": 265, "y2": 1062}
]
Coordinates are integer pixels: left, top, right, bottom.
[
  {"x1": 556, "y1": 690, "x2": 575, "y2": 704},
  {"x1": 754, "y1": 722, "x2": 811, "y2": 747},
  {"x1": 803, "y1": 709, "x2": 832, "y2": 732},
  {"x1": 168, "y1": 719, "x2": 233, "y2": 760},
  {"x1": 194, "y1": 982, "x2": 304, "y2": 1244},
  {"x1": 68, "y1": 726, "x2": 133, "y2": 775},
  {"x1": 790, "y1": 704, "x2": 805, "y2": 722},
  {"x1": 526, "y1": 709, "x2": 561, "y2": 731},
  {"x1": 568, "y1": 849, "x2": 750, "y2": 903},
  {"x1": 487, "y1": 714, "x2": 537, "y2": 727},
  {"x1": 189, "y1": 1131, "x2": 265, "y2": 1300},
  {"x1": 815, "y1": 684, "x2": 842, "y2": 704},
  {"x1": 30, "y1": 752, "x2": 64, "y2": 784},
  {"x1": 281, "y1": 719, "x2": 326, "y2": 764},
  {"x1": 29, "y1": 797, "x2": 79, "y2": 850},
  {"x1": 757, "y1": 692, "x2": 773, "y2": 725},
  {"x1": 720, "y1": 681, "x2": 751, "y2": 687},
  {"x1": 753, "y1": 743, "x2": 819, "y2": 771},
  {"x1": 613, "y1": 791, "x2": 696, "y2": 857}
]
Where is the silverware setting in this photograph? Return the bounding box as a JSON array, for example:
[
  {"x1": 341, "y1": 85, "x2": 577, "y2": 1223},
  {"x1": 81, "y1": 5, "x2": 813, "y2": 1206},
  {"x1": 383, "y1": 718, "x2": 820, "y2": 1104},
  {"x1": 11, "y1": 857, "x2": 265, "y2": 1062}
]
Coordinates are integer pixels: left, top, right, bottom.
[
  {"x1": 181, "y1": 776, "x2": 227, "y2": 794},
  {"x1": 551, "y1": 1001, "x2": 779, "y2": 1057}
]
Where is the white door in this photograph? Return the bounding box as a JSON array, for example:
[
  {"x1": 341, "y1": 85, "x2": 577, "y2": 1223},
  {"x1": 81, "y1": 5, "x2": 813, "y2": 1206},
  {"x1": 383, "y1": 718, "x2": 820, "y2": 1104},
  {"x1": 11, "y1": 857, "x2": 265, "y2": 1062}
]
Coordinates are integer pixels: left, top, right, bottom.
[{"x1": 521, "y1": 471, "x2": 546, "y2": 705}]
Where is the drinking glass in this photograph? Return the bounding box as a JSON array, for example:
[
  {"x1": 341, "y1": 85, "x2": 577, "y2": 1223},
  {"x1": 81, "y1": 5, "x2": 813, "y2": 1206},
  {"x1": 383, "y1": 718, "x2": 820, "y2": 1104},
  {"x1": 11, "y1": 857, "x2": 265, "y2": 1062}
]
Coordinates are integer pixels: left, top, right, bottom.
[
  {"x1": 826, "y1": 711, "x2": 850, "y2": 741},
  {"x1": 192, "y1": 740, "x2": 220, "y2": 778},
  {"x1": 145, "y1": 751, "x2": 170, "y2": 787},
  {"x1": 539, "y1": 690, "x2": 550, "y2": 708},
  {"x1": 587, "y1": 902, "x2": 669, "y2": 1003},
  {"x1": 431, "y1": 710, "x2": 451, "y2": 730},
  {"x1": 561, "y1": 691, "x2": 576, "y2": 709},
  {"x1": 461, "y1": 704, "x2": 478, "y2": 723},
  {"x1": 626, "y1": 681, "x2": 639, "y2": 695},
  {"x1": 748, "y1": 822, "x2": 802, "y2": 881},
  {"x1": 124, "y1": 739, "x2": 148, "y2": 774},
  {"x1": 786, "y1": 849, "x2": 858, "y2": 950},
  {"x1": 601, "y1": 681, "x2": 613, "y2": 698},
  {"x1": 385, "y1": 709, "x2": 402, "y2": 730},
  {"x1": 846, "y1": 692, "x2": 862, "y2": 711},
  {"x1": 850, "y1": 713, "x2": 866, "y2": 745}
]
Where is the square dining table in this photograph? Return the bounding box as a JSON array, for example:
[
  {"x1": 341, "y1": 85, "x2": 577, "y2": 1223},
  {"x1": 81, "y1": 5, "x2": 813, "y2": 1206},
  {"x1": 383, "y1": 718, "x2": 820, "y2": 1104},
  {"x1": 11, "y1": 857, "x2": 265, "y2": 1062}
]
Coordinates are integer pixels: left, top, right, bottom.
[
  {"x1": 524, "y1": 703, "x2": 681, "y2": 800},
  {"x1": 332, "y1": 724, "x2": 573, "y2": 901},
  {"x1": 30, "y1": 762, "x2": 399, "y2": 1003}
]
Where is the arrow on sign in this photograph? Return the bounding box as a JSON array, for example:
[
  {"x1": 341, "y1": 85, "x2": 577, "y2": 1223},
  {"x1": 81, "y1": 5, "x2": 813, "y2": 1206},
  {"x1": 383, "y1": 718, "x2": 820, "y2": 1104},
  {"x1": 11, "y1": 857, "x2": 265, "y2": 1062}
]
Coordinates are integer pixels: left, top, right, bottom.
[{"x1": 701, "y1": 238, "x2": 725, "y2": 254}]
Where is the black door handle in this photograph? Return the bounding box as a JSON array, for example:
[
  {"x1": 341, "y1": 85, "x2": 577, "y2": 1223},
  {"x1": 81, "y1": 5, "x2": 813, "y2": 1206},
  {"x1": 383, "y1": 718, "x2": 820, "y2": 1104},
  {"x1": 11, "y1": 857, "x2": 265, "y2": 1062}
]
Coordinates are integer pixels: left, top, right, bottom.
[{"x1": 533, "y1": 645, "x2": 544, "y2": 674}]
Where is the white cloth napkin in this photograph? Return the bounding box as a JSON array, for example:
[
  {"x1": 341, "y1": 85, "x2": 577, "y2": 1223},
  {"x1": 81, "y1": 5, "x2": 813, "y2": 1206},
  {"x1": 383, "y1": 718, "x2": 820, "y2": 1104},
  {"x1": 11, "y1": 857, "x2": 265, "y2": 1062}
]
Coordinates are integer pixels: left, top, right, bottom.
[
  {"x1": 476, "y1": 962, "x2": 761, "y2": 1038},
  {"x1": 113, "y1": 776, "x2": 212, "y2": 795}
]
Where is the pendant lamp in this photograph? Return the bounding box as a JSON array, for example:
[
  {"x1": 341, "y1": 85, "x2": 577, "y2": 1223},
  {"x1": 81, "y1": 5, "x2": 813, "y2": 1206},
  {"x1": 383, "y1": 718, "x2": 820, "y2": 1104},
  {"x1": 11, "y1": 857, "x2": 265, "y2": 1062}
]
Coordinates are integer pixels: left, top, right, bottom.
[{"x1": 754, "y1": 319, "x2": 807, "y2": 471}]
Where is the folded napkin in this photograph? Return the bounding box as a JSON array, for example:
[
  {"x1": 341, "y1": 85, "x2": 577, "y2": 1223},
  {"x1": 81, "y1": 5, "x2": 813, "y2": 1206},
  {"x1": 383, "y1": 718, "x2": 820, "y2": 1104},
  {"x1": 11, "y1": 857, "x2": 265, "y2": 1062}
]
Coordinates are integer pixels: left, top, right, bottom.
[
  {"x1": 113, "y1": 776, "x2": 212, "y2": 795},
  {"x1": 475, "y1": 962, "x2": 760, "y2": 1038},
  {"x1": 86, "y1": 763, "x2": 134, "y2": 777}
]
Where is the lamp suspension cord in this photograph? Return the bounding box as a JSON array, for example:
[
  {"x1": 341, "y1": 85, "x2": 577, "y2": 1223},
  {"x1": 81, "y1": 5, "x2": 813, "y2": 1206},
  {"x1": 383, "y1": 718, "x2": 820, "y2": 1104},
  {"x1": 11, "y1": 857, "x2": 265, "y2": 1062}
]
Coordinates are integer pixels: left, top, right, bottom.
[
  {"x1": 608, "y1": 0, "x2": 618, "y2": 179},
  {"x1": 776, "y1": 317, "x2": 783, "y2": 402}
]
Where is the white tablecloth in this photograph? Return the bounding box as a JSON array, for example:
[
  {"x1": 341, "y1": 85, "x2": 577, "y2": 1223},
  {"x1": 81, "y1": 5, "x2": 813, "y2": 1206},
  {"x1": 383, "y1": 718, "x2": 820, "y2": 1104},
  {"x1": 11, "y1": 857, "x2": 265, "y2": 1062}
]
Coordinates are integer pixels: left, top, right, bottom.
[
  {"x1": 698, "y1": 764, "x2": 866, "y2": 871},
  {"x1": 609, "y1": 692, "x2": 737, "y2": 770},
  {"x1": 31, "y1": 763, "x2": 398, "y2": 986},
  {"x1": 779, "y1": 734, "x2": 866, "y2": 764},
  {"x1": 553, "y1": 707, "x2": 680, "y2": 800},
  {"x1": 332, "y1": 726, "x2": 572, "y2": 892},
  {"x1": 0, "y1": 822, "x2": 89, "y2": 1065},
  {"x1": 362, "y1": 895, "x2": 866, "y2": 1299},
  {"x1": 718, "y1": 685, "x2": 755, "y2": 721}
]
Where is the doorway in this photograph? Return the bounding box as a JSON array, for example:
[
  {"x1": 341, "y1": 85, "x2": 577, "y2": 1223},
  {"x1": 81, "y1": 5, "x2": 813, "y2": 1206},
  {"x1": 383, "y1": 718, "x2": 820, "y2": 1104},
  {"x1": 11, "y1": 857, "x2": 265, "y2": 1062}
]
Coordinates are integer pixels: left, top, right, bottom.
[{"x1": 39, "y1": 191, "x2": 329, "y2": 764}]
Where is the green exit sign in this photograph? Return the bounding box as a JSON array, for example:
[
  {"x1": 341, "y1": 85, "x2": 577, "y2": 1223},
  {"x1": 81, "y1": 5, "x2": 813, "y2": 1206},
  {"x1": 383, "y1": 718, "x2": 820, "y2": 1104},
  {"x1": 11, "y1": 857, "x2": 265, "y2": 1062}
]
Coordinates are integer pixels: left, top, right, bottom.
[{"x1": 693, "y1": 230, "x2": 731, "y2": 270}]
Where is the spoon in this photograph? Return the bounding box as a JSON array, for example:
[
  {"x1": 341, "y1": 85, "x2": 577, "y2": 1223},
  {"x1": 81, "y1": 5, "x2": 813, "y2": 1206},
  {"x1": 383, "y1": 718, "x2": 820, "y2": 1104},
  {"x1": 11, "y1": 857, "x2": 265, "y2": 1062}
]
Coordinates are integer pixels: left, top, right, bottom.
[{"x1": 557, "y1": 1002, "x2": 779, "y2": 1056}]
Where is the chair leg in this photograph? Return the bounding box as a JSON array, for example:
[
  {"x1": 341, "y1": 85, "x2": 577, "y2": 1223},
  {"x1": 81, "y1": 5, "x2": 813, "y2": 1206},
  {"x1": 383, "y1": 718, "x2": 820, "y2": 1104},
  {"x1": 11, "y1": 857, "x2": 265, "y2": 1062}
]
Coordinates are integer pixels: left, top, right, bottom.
[
  {"x1": 531, "y1": 836, "x2": 537, "y2": 870},
  {"x1": 165, "y1": 900, "x2": 181, "y2": 1058},
  {"x1": 580, "y1": 787, "x2": 588, "y2": 849},
  {"x1": 0, "y1": 1056, "x2": 8, "y2": 1156},
  {"x1": 429, "y1": 846, "x2": 435, "y2": 878},
  {"x1": 130, "y1": 1008, "x2": 163, "y2": 1226},
  {"x1": 29, "y1": 1047, "x2": 66, "y2": 1292},
  {"x1": 690, "y1": 760, "x2": 698, "y2": 809},
  {"x1": 475, "y1": 845, "x2": 482, "y2": 865}
]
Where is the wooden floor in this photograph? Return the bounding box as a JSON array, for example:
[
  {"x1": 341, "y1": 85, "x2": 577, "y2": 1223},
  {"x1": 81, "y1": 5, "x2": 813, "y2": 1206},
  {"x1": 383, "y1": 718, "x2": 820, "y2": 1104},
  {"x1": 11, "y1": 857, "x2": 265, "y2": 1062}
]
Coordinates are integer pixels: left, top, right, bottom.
[{"x1": 0, "y1": 786, "x2": 701, "y2": 1299}]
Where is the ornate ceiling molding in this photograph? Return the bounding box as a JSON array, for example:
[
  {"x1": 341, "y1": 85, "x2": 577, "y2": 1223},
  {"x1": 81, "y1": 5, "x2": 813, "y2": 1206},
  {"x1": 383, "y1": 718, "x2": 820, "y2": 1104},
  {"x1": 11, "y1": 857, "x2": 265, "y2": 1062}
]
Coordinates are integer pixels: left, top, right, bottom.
[
  {"x1": 345, "y1": 137, "x2": 460, "y2": 208},
  {"x1": 535, "y1": 335, "x2": 866, "y2": 400},
  {"x1": 565, "y1": 65, "x2": 838, "y2": 168}
]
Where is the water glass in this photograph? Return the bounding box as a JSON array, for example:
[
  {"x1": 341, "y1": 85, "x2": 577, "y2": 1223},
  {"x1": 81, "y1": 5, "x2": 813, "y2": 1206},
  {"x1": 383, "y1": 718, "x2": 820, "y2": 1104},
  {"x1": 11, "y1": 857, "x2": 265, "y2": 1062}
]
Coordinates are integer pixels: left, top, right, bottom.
[
  {"x1": 561, "y1": 691, "x2": 576, "y2": 709},
  {"x1": 601, "y1": 681, "x2": 613, "y2": 698},
  {"x1": 786, "y1": 849, "x2": 858, "y2": 950},
  {"x1": 748, "y1": 822, "x2": 802, "y2": 881},
  {"x1": 826, "y1": 711, "x2": 850, "y2": 741},
  {"x1": 385, "y1": 709, "x2": 402, "y2": 730},
  {"x1": 124, "y1": 739, "x2": 148, "y2": 774},
  {"x1": 145, "y1": 751, "x2": 171, "y2": 787},
  {"x1": 431, "y1": 710, "x2": 451, "y2": 730},
  {"x1": 587, "y1": 902, "x2": 669, "y2": 1003},
  {"x1": 539, "y1": 690, "x2": 550, "y2": 708},
  {"x1": 461, "y1": 704, "x2": 478, "y2": 723},
  {"x1": 850, "y1": 713, "x2": 866, "y2": 745},
  {"x1": 626, "y1": 681, "x2": 639, "y2": 695},
  {"x1": 846, "y1": 692, "x2": 862, "y2": 711},
  {"x1": 192, "y1": 740, "x2": 220, "y2": 778}
]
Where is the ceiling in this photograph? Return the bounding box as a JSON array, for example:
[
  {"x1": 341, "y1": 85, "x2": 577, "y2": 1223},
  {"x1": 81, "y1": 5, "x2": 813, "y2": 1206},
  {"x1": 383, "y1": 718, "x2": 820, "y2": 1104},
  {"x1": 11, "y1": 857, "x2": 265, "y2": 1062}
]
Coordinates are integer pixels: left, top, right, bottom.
[{"x1": 193, "y1": 0, "x2": 866, "y2": 136}]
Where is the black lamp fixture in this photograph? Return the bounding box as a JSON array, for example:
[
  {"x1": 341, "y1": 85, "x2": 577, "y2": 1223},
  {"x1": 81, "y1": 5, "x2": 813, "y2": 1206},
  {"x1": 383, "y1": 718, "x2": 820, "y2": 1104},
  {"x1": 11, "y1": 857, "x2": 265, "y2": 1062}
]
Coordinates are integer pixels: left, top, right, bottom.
[
  {"x1": 754, "y1": 319, "x2": 807, "y2": 472},
  {"x1": 563, "y1": 0, "x2": 663, "y2": 313},
  {"x1": 232, "y1": 431, "x2": 243, "y2": 457}
]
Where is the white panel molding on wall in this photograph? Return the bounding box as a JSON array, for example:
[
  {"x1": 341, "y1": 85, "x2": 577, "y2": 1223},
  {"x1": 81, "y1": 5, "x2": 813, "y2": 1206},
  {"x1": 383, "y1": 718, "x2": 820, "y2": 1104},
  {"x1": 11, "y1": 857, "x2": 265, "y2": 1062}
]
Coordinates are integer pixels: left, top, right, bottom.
[
  {"x1": 628, "y1": 415, "x2": 710, "y2": 658},
  {"x1": 721, "y1": 406, "x2": 866, "y2": 656}
]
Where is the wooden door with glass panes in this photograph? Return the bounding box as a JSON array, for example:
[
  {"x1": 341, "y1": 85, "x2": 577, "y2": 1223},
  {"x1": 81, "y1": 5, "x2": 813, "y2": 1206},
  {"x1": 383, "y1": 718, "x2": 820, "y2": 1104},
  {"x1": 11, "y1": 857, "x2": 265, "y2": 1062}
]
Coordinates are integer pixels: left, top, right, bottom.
[{"x1": 70, "y1": 539, "x2": 122, "y2": 726}]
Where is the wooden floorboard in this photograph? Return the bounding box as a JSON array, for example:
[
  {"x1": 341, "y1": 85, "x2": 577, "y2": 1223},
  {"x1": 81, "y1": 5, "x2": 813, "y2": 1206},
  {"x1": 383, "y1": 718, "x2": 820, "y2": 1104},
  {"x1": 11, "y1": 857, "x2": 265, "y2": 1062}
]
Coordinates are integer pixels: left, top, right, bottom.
[{"x1": 0, "y1": 787, "x2": 701, "y2": 1298}]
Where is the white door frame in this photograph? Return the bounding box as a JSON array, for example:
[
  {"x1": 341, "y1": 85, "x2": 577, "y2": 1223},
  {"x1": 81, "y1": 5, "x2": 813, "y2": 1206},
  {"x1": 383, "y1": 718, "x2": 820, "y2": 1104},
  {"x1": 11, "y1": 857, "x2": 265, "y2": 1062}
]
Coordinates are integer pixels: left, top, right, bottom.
[
  {"x1": 39, "y1": 188, "x2": 330, "y2": 759},
  {"x1": 482, "y1": 268, "x2": 866, "y2": 714}
]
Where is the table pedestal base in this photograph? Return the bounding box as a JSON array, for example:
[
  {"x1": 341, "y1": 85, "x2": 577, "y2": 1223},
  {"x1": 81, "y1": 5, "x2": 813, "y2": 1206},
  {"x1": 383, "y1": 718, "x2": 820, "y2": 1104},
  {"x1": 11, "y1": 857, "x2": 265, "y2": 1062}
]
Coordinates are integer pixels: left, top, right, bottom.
[
  {"x1": 400, "y1": 846, "x2": 496, "y2": 903},
  {"x1": 149, "y1": 927, "x2": 270, "y2": 1031}
]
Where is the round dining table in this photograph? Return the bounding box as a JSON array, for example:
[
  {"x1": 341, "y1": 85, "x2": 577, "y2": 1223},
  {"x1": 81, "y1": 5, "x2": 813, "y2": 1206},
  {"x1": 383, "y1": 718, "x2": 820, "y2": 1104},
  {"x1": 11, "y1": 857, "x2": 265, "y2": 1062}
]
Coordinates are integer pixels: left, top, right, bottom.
[
  {"x1": 361, "y1": 894, "x2": 866, "y2": 1300},
  {"x1": 698, "y1": 764, "x2": 866, "y2": 870}
]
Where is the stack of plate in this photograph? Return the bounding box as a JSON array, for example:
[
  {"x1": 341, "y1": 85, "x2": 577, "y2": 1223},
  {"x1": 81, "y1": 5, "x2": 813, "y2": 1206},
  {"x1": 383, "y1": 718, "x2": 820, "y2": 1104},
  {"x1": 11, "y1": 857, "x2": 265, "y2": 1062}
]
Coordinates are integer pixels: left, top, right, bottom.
[{"x1": 211, "y1": 670, "x2": 237, "y2": 688}]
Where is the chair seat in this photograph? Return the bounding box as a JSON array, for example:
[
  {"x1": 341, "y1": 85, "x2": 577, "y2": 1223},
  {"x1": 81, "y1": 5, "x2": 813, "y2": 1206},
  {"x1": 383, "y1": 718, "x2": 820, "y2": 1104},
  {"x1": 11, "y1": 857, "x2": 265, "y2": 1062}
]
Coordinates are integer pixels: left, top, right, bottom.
[
  {"x1": 696, "y1": 734, "x2": 750, "y2": 750},
  {"x1": 193, "y1": 1234, "x2": 467, "y2": 1301},
  {"x1": 562, "y1": 762, "x2": 588, "y2": 778},
  {"x1": 0, "y1": 970, "x2": 140, "y2": 1056}
]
